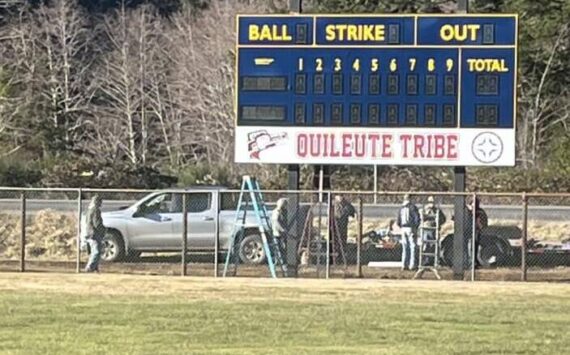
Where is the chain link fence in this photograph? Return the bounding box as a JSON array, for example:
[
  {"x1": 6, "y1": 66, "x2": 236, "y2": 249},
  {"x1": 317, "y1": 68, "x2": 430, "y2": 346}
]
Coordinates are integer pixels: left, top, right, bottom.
[
  {"x1": 1, "y1": 187, "x2": 569, "y2": 282},
  {"x1": 525, "y1": 194, "x2": 570, "y2": 282}
]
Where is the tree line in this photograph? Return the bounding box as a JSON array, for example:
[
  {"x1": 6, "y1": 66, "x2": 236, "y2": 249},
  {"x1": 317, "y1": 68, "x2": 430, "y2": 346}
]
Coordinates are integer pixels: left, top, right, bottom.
[{"x1": 0, "y1": 0, "x2": 569, "y2": 192}]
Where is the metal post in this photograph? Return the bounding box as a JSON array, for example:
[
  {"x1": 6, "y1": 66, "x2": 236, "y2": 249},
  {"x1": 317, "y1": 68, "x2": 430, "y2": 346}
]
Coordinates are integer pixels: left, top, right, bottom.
[
  {"x1": 458, "y1": 0, "x2": 469, "y2": 12},
  {"x1": 214, "y1": 190, "x2": 221, "y2": 277},
  {"x1": 181, "y1": 193, "x2": 188, "y2": 276},
  {"x1": 521, "y1": 192, "x2": 528, "y2": 281},
  {"x1": 325, "y1": 192, "x2": 331, "y2": 279},
  {"x1": 286, "y1": 0, "x2": 302, "y2": 279},
  {"x1": 289, "y1": 0, "x2": 302, "y2": 13},
  {"x1": 19, "y1": 192, "x2": 26, "y2": 272},
  {"x1": 471, "y1": 193, "x2": 477, "y2": 282},
  {"x1": 316, "y1": 166, "x2": 324, "y2": 277},
  {"x1": 356, "y1": 196, "x2": 363, "y2": 278},
  {"x1": 373, "y1": 165, "x2": 378, "y2": 204},
  {"x1": 287, "y1": 165, "x2": 300, "y2": 277},
  {"x1": 453, "y1": 167, "x2": 466, "y2": 280},
  {"x1": 453, "y1": 0, "x2": 468, "y2": 280},
  {"x1": 76, "y1": 189, "x2": 83, "y2": 273}
]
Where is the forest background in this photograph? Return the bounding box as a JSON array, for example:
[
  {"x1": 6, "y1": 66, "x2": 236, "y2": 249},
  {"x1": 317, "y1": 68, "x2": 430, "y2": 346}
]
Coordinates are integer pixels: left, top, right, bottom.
[{"x1": 0, "y1": 0, "x2": 568, "y2": 192}]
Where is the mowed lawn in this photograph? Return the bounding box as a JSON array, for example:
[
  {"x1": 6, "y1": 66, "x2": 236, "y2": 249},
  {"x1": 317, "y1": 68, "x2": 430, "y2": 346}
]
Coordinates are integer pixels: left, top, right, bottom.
[{"x1": 0, "y1": 273, "x2": 568, "y2": 354}]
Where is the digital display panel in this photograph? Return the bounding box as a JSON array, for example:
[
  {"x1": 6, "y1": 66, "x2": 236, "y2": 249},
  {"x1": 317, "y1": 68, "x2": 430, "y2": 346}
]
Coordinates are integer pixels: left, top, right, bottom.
[
  {"x1": 236, "y1": 14, "x2": 517, "y2": 166},
  {"x1": 242, "y1": 76, "x2": 287, "y2": 91}
]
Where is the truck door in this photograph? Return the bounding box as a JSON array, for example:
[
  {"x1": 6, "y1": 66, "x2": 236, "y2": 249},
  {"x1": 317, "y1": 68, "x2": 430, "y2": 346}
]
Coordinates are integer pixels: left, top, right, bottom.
[
  {"x1": 127, "y1": 193, "x2": 177, "y2": 250},
  {"x1": 171, "y1": 192, "x2": 216, "y2": 249}
]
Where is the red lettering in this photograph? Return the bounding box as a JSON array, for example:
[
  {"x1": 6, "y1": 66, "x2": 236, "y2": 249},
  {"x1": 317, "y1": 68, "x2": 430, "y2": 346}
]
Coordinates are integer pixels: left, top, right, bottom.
[
  {"x1": 297, "y1": 134, "x2": 307, "y2": 157},
  {"x1": 447, "y1": 135, "x2": 458, "y2": 159},
  {"x1": 355, "y1": 134, "x2": 366, "y2": 157},
  {"x1": 322, "y1": 134, "x2": 329, "y2": 157},
  {"x1": 368, "y1": 134, "x2": 380, "y2": 157},
  {"x1": 434, "y1": 135, "x2": 445, "y2": 158},
  {"x1": 309, "y1": 134, "x2": 321, "y2": 157},
  {"x1": 342, "y1": 134, "x2": 352, "y2": 157},
  {"x1": 400, "y1": 134, "x2": 412, "y2": 158},
  {"x1": 413, "y1": 135, "x2": 425, "y2": 158},
  {"x1": 426, "y1": 134, "x2": 433, "y2": 158},
  {"x1": 382, "y1": 134, "x2": 393, "y2": 158},
  {"x1": 329, "y1": 134, "x2": 340, "y2": 157}
]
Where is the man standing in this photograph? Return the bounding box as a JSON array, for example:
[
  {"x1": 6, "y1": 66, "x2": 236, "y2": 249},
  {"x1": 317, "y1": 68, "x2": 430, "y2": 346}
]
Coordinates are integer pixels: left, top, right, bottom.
[
  {"x1": 397, "y1": 194, "x2": 420, "y2": 270},
  {"x1": 464, "y1": 196, "x2": 488, "y2": 268},
  {"x1": 333, "y1": 195, "x2": 356, "y2": 264},
  {"x1": 271, "y1": 198, "x2": 288, "y2": 255},
  {"x1": 420, "y1": 196, "x2": 446, "y2": 266},
  {"x1": 85, "y1": 195, "x2": 106, "y2": 273}
]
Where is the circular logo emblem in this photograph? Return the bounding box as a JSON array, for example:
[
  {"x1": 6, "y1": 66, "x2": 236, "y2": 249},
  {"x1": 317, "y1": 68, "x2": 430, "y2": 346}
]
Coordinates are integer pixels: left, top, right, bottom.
[{"x1": 471, "y1": 132, "x2": 503, "y2": 164}]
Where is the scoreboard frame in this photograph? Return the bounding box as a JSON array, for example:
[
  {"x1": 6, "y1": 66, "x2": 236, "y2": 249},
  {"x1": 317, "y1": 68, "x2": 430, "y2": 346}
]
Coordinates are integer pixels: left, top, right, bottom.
[{"x1": 234, "y1": 14, "x2": 518, "y2": 167}]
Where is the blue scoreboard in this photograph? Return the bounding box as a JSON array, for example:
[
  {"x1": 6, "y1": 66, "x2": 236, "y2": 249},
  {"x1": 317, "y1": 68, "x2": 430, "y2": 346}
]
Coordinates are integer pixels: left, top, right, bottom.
[{"x1": 234, "y1": 15, "x2": 517, "y2": 166}]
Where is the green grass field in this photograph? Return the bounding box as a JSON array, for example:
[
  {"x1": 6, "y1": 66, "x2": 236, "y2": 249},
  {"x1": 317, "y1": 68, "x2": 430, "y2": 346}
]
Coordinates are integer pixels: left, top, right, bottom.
[{"x1": 0, "y1": 273, "x2": 568, "y2": 354}]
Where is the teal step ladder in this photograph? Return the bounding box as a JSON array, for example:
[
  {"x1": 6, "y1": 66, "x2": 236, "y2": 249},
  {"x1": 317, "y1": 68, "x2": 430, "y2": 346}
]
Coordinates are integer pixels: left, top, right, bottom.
[{"x1": 223, "y1": 176, "x2": 288, "y2": 278}]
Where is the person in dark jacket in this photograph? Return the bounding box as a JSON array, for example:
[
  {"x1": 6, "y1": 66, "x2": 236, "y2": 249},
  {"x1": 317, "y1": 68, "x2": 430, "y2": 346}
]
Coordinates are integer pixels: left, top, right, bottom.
[
  {"x1": 397, "y1": 194, "x2": 420, "y2": 270},
  {"x1": 333, "y1": 195, "x2": 356, "y2": 264},
  {"x1": 85, "y1": 195, "x2": 105, "y2": 273},
  {"x1": 464, "y1": 196, "x2": 488, "y2": 268}
]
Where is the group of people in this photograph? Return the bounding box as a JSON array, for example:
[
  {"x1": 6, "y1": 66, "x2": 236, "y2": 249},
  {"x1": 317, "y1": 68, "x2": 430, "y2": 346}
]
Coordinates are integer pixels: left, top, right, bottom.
[
  {"x1": 83, "y1": 192, "x2": 488, "y2": 273},
  {"x1": 397, "y1": 194, "x2": 487, "y2": 271}
]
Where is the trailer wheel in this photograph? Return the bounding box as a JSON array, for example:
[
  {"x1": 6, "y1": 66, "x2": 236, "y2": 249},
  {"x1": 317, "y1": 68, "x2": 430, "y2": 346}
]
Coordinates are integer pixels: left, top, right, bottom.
[{"x1": 477, "y1": 238, "x2": 510, "y2": 268}]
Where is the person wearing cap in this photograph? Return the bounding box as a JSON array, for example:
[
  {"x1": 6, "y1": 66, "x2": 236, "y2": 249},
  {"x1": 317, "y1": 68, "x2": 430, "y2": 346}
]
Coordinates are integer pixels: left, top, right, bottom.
[
  {"x1": 420, "y1": 196, "x2": 446, "y2": 266},
  {"x1": 84, "y1": 195, "x2": 106, "y2": 273},
  {"x1": 396, "y1": 194, "x2": 420, "y2": 270}
]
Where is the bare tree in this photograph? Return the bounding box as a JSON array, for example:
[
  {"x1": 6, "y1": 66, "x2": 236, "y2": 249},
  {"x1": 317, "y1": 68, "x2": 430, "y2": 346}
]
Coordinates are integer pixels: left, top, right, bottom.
[
  {"x1": 518, "y1": 23, "x2": 570, "y2": 168},
  {"x1": 35, "y1": 0, "x2": 95, "y2": 145},
  {"x1": 92, "y1": 4, "x2": 163, "y2": 167}
]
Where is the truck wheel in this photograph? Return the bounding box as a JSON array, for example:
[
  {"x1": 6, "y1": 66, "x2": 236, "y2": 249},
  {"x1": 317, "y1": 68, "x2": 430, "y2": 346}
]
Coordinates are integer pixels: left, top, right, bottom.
[
  {"x1": 477, "y1": 238, "x2": 509, "y2": 268},
  {"x1": 102, "y1": 230, "x2": 126, "y2": 262},
  {"x1": 441, "y1": 236, "x2": 454, "y2": 267},
  {"x1": 239, "y1": 234, "x2": 266, "y2": 265}
]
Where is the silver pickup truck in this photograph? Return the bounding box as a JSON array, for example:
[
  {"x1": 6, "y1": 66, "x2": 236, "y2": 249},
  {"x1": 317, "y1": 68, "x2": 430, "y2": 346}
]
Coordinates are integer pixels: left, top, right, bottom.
[{"x1": 83, "y1": 187, "x2": 268, "y2": 264}]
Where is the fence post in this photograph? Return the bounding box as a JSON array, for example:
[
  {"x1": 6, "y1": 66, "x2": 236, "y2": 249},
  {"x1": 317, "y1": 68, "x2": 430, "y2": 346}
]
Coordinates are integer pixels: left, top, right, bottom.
[
  {"x1": 76, "y1": 188, "x2": 83, "y2": 273},
  {"x1": 326, "y1": 192, "x2": 331, "y2": 279},
  {"x1": 356, "y1": 196, "x2": 363, "y2": 278},
  {"x1": 182, "y1": 193, "x2": 188, "y2": 276},
  {"x1": 214, "y1": 190, "x2": 221, "y2": 277},
  {"x1": 20, "y1": 192, "x2": 26, "y2": 273},
  {"x1": 470, "y1": 193, "x2": 477, "y2": 282},
  {"x1": 521, "y1": 192, "x2": 528, "y2": 282},
  {"x1": 316, "y1": 187, "x2": 323, "y2": 278},
  {"x1": 373, "y1": 165, "x2": 378, "y2": 204}
]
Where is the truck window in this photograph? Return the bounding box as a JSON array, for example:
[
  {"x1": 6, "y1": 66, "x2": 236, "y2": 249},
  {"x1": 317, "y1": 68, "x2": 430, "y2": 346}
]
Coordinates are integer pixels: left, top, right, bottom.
[
  {"x1": 168, "y1": 192, "x2": 211, "y2": 213},
  {"x1": 140, "y1": 193, "x2": 173, "y2": 214},
  {"x1": 221, "y1": 193, "x2": 240, "y2": 210},
  {"x1": 187, "y1": 193, "x2": 211, "y2": 213}
]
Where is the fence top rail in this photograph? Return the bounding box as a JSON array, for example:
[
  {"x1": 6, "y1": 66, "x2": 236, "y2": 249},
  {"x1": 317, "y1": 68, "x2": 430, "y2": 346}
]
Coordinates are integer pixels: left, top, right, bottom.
[{"x1": 0, "y1": 186, "x2": 570, "y2": 198}]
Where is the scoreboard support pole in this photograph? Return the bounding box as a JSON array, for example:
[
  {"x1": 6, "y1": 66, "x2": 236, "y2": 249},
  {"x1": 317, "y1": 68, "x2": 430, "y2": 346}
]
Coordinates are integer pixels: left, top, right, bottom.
[
  {"x1": 286, "y1": 0, "x2": 303, "y2": 278},
  {"x1": 453, "y1": 167, "x2": 467, "y2": 280},
  {"x1": 287, "y1": 164, "x2": 300, "y2": 277},
  {"x1": 452, "y1": 0, "x2": 469, "y2": 280}
]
